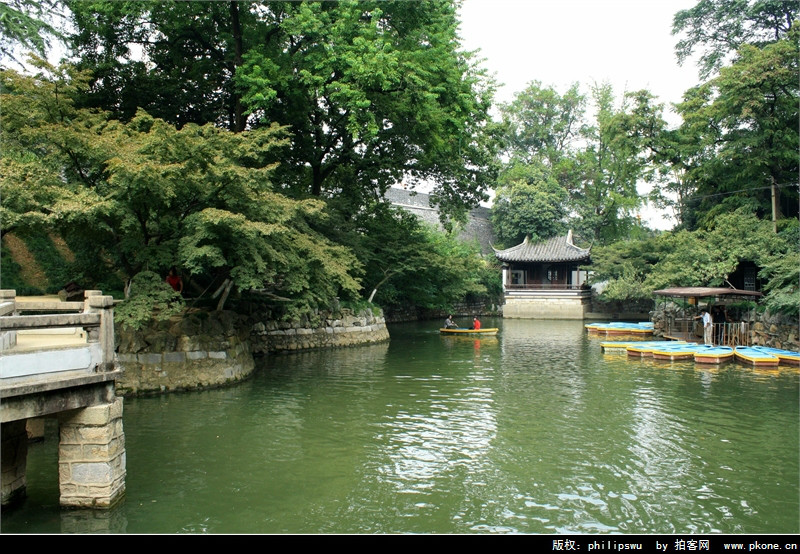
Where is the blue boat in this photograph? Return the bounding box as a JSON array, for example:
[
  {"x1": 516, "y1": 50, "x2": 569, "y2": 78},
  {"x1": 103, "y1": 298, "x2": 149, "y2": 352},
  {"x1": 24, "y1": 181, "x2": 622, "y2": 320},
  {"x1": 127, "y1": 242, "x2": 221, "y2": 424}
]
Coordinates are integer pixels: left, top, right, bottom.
[{"x1": 734, "y1": 347, "x2": 780, "y2": 367}]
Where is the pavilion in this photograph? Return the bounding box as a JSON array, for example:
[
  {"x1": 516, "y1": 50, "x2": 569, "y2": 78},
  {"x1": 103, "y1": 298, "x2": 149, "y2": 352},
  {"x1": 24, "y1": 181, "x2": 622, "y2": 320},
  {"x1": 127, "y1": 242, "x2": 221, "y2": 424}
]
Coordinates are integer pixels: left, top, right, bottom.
[{"x1": 494, "y1": 231, "x2": 591, "y2": 319}]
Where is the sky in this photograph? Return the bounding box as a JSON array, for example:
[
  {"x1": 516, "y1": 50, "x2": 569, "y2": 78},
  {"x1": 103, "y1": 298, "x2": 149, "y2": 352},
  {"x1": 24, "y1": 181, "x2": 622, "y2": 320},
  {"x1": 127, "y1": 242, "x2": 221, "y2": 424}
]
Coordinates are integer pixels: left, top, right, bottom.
[{"x1": 457, "y1": 0, "x2": 704, "y2": 229}]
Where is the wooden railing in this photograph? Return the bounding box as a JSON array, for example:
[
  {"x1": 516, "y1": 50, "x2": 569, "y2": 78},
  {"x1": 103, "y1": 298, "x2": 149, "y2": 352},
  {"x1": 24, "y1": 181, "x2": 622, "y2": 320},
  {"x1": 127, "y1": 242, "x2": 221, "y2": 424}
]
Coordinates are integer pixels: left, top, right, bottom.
[
  {"x1": 664, "y1": 317, "x2": 751, "y2": 346},
  {"x1": 0, "y1": 289, "x2": 116, "y2": 374},
  {"x1": 506, "y1": 283, "x2": 588, "y2": 291}
]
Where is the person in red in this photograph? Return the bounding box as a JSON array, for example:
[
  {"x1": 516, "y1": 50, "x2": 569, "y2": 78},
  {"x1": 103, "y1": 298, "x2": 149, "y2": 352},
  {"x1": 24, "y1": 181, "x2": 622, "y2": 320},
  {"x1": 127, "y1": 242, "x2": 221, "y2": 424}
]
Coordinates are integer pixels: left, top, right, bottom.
[
  {"x1": 471, "y1": 316, "x2": 481, "y2": 330},
  {"x1": 166, "y1": 266, "x2": 183, "y2": 294}
]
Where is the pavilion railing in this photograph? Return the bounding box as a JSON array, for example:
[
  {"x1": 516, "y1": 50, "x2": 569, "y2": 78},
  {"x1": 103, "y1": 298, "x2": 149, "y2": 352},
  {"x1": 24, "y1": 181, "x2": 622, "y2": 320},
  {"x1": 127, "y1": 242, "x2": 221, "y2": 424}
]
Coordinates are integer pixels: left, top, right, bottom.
[{"x1": 506, "y1": 283, "x2": 588, "y2": 291}]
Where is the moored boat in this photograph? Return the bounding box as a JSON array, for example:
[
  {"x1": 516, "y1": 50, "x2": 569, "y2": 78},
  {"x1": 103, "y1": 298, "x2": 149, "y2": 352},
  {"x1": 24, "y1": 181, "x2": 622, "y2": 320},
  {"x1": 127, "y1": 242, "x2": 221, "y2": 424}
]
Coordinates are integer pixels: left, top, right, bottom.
[
  {"x1": 694, "y1": 346, "x2": 734, "y2": 364},
  {"x1": 587, "y1": 322, "x2": 654, "y2": 336},
  {"x1": 734, "y1": 347, "x2": 780, "y2": 367},
  {"x1": 652, "y1": 344, "x2": 711, "y2": 361},
  {"x1": 439, "y1": 328, "x2": 499, "y2": 336},
  {"x1": 750, "y1": 346, "x2": 800, "y2": 366}
]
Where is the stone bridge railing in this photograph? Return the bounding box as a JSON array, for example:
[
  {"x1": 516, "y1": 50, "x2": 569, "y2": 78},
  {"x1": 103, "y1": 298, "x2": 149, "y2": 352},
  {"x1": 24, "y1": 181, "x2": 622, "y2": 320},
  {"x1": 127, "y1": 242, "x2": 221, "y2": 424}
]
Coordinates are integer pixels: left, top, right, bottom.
[
  {"x1": 0, "y1": 289, "x2": 115, "y2": 379},
  {"x1": 0, "y1": 289, "x2": 125, "y2": 510}
]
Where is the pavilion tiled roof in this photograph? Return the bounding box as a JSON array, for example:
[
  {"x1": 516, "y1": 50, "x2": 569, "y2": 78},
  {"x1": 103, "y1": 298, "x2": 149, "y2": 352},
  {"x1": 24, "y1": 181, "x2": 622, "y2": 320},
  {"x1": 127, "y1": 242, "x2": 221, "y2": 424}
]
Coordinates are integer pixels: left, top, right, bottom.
[{"x1": 493, "y1": 230, "x2": 590, "y2": 263}]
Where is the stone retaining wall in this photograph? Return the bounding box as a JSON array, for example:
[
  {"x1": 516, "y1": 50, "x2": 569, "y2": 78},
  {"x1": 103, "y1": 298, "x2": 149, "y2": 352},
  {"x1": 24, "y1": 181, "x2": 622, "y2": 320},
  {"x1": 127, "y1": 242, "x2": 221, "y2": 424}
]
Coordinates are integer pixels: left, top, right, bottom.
[
  {"x1": 115, "y1": 308, "x2": 390, "y2": 395},
  {"x1": 249, "y1": 309, "x2": 389, "y2": 353},
  {"x1": 115, "y1": 310, "x2": 255, "y2": 395},
  {"x1": 748, "y1": 312, "x2": 799, "y2": 350}
]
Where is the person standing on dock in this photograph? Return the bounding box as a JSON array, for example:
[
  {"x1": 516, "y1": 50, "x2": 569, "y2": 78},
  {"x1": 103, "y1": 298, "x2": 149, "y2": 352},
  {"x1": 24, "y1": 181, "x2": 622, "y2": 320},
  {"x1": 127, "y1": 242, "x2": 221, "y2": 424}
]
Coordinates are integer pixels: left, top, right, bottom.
[{"x1": 701, "y1": 309, "x2": 713, "y2": 345}]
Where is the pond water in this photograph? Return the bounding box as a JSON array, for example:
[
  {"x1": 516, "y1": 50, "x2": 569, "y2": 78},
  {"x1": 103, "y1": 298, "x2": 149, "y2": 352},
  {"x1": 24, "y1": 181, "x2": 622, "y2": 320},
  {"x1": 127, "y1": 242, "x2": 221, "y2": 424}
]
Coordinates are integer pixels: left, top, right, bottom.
[{"x1": 2, "y1": 319, "x2": 798, "y2": 534}]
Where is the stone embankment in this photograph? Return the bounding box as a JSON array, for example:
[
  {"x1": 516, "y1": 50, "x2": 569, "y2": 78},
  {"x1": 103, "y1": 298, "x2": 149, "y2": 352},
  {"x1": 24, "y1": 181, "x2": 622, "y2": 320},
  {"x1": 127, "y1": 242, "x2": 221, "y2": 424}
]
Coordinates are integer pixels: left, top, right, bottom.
[
  {"x1": 115, "y1": 310, "x2": 254, "y2": 395},
  {"x1": 115, "y1": 308, "x2": 389, "y2": 395},
  {"x1": 748, "y1": 312, "x2": 799, "y2": 350},
  {"x1": 249, "y1": 309, "x2": 388, "y2": 354}
]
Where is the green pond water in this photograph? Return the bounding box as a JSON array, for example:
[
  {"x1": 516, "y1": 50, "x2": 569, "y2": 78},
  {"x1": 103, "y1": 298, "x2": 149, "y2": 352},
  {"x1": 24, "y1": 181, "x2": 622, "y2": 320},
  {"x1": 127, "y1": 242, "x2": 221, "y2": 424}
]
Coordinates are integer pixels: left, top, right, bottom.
[{"x1": 2, "y1": 319, "x2": 798, "y2": 534}]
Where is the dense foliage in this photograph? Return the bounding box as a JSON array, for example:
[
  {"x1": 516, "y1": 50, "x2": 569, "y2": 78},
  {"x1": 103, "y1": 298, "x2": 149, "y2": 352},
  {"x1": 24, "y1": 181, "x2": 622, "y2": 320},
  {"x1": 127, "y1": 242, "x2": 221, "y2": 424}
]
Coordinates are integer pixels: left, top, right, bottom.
[
  {"x1": 589, "y1": 210, "x2": 798, "y2": 315},
  {"x1": 494, "y1": 81, "x2": 664, "y2": 246},
  {"x1": 65, "y1": 0, "x2": 499, "y2": 224},
  {"x1": 1, "y1": 61, "x2": 362, "y2": 316},
  {"x1": 1, "y1": 0, "x2": 797, "y2": 321}
]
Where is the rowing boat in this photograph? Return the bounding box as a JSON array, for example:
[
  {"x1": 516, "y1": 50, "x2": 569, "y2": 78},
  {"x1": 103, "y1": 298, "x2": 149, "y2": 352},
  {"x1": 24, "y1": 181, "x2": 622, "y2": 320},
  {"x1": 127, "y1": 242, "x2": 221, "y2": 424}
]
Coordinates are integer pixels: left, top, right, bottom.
[
  {"x1": 440, "y1": 328, "x2": 499, "y2": 336},
  {"x1": 734, "y1": 347, "x2": 780, "y2": 367}
]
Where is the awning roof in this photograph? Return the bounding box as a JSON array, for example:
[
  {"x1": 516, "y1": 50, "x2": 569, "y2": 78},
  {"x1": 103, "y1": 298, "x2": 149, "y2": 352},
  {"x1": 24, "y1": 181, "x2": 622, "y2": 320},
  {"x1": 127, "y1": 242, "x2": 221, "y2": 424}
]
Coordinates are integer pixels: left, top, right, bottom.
[{"x1": 653, "y1": 287, "x2": 762, "y2": 298}]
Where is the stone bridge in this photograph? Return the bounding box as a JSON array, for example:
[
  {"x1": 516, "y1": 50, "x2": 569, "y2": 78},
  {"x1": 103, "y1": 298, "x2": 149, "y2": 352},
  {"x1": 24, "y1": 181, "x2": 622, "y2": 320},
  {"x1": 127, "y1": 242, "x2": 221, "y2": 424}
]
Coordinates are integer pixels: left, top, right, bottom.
[{"x1": 0, "y1": 290, "x2": 125, "y2": 509}]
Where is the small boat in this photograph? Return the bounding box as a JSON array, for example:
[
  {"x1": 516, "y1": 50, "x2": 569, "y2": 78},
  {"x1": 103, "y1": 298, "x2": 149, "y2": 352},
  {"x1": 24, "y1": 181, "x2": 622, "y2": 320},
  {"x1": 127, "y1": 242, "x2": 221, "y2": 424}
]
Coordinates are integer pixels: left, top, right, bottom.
[
  {"x1": 734, "y1": 347, "x2": 780, "y2": 367},
  {"x1": 600, "y1": 340, "x2": 686, "y2": 356},
  {"x1": 586, "y1": 322, "x2": 654, "y2": 335},
  {"x1": 626, "y1": 341, "x2": 693, "y2": 358},
  {"x1": 440, "y1": 328, "x2": 499, "y2": 336},
  {"x1": 694, "y1": 346, "x2": 734, "y2": 364},
  {"x1": 651, "y1": 344, "x2": 711, "y2": 361},
  {"x1": 751, "y1": 346, "x2": 800, "y2": 366}
]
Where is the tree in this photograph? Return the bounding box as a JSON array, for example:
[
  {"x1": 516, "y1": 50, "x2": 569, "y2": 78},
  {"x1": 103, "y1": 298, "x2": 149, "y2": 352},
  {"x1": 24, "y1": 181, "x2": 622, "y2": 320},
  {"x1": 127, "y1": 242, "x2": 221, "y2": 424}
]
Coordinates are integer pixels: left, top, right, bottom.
[
  {"x1": 673, "y1": 0, "x2": 799, "y2": 79},
  {"x1": 0, "y1": 0, "x2": 64, "y2": 66},
  {"x1": 589, "y1": 208, "x2": 794, "y2": 312},
  {"x1": 65, "y1": 0, "x2": 500, "y2": 223},
  {"x1": 1, "y1": 62, "x2": 361, "y2": 312},
  {"x1": 674, "y1": 24, "x2": 799, "y2": 228},
  {"x1": 490, "y1": 161, "x2": 568, "y2": 247},
  {"x1": 500, "y1": 81, "x2": 585, "y2": 171},
  {"x1": 340, "y1": 201, "x2": 495, "y2": 311},
  {"x1": 500, "y1": 82, "x2": 665, "y2": 245}
]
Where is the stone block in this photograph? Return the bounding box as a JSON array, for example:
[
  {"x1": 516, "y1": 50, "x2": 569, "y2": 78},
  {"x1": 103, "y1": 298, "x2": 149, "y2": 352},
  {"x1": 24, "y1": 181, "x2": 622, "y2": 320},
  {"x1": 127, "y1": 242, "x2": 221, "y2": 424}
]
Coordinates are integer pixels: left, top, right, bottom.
[
  {"x1": 138, "y1": 352, "x2": 162, "y2": 365},
  {"x1": 208, "y1": 351, "x2": 227, "y2": 359},
  {"x1": 186, "y1": 350, "x2": 208, "y2": 360},
  {"x1": 163, "y1": 351, "x2": 186, "y2": 363}
]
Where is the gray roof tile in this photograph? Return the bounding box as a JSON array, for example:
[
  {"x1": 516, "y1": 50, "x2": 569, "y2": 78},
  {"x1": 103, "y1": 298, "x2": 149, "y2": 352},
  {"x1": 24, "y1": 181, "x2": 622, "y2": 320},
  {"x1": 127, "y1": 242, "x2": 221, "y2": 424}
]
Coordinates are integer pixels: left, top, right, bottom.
[{"x1": 494, "y1": 231, "x2": 590, "y2": 263}]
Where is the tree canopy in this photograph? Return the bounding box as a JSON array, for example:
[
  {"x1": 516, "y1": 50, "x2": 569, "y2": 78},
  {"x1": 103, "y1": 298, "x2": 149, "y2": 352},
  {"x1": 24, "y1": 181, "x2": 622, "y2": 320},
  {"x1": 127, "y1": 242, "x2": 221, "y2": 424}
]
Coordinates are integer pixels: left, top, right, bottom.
[
  {"x1": 1, "y1": 62, "x2": 362, "y2": 313},
  {"x1": 65, "y1": 0, "x2": 499, "y2": 223},
  {"x1": 495, "y1": 81, "x2": 664, "y2": 246}
]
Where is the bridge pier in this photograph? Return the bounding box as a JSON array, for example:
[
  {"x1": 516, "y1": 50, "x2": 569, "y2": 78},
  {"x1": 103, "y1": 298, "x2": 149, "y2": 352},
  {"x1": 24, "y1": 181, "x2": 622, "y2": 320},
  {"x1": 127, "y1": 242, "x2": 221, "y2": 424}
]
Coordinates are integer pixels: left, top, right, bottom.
[
  {"x1": 1, "y1": 420, "x2": 28, "y2": 506},
  {"x1": 58, "y1": 398, "x2": 126, "y2": 508}
]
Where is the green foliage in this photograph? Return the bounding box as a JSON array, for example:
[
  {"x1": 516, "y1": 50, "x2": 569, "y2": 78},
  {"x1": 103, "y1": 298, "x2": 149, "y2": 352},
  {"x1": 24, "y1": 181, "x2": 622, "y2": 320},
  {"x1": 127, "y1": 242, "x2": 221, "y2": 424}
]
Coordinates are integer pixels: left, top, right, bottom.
[
  {"x1": 11, "y1": 231, "x2": 74, "y2": 293},
  {"x1": 0, "y1": 0, "x2": 63, "y2": 65},
  {"x1": 1, "y1": 62, "x2": 362, "y2": 313},
  {"x1": 498, "y1": 81, "x2": 665, "y2": 245},
  {"x1": 673, "y1": 0, "x2": 799, "y2": 79},
  {"x1": 348, "y1": 202, "x2": 495, "y2": 311},
  {"x1": 675, "y1": 27, "x2": 799, "y2": 227},
  {"x1": 491, "y1": 161, "x2": 568, "y2": 247},
  {"x1": 65, "y1": 0, "x2": 500, "y2": 224},
  {"x1": 0, "y1": 243, "x2": 41, "y2": 295},
  {"x1": 115, "y1": 271, "x2": 184, "y2": 330},
  {"x1": 590, "y1": 208, "x2": 797, "y2": 314}
]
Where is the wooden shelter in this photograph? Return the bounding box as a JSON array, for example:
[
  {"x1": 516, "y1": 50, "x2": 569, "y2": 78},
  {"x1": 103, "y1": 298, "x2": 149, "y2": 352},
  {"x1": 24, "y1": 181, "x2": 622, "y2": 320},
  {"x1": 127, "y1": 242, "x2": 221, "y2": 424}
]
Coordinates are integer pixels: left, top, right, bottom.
[{"x1": 653, "y1": 286, "x2": 762, "y2": 345}]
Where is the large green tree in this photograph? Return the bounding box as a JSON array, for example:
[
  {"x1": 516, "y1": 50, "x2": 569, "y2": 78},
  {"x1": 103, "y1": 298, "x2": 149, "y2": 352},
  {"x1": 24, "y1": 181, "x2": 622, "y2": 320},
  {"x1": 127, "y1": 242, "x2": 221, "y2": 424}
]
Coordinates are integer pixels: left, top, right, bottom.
[
  {"x1": 66, "y1": 0, "x2": 499, "y2": 222},
  {"x1": 497, "y1": 82, "x2": 663, "y2": 245},
  {"x1": 1, "y1": 62, "x2": 361, "y2": 311},
  {"x1": 673, "y1": 0, "x2": 798, "y2": 79},
  {"x1": 672, "y1": 19, "x2": 799, "y2": 228}
]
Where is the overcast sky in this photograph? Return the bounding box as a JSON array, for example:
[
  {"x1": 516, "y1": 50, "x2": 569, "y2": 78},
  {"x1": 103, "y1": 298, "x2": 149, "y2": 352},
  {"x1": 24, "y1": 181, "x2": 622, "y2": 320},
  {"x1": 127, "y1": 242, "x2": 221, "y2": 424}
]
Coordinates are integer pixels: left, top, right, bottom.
[{"x1": 457, "y1": 0, "x2": 704, "y2": 229}]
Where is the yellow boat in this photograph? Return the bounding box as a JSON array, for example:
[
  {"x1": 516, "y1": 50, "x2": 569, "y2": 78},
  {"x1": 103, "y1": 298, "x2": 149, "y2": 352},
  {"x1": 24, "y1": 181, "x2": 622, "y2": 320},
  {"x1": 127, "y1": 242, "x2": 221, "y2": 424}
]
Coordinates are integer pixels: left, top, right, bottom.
[{"x1": 439, "y1": 328, "x2": 499, "y2": 336}]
